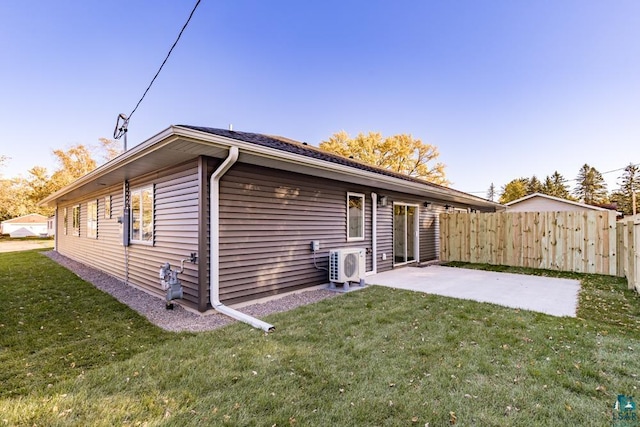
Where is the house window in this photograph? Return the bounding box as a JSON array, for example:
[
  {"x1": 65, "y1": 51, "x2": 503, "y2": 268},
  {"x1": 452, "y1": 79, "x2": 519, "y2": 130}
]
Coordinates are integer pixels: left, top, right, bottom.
[
  {"x1": 105, "y1": 195, "x2": 111, "y2": 219},
  {"x1": 347, "y1": 192, "x2": 365, "y2": 241},
  {"x1": 63, "y1": 207, "x2": 68, "y2": 235},
  {"x1": 72, "y1": 205, "x2": 80, "y2": 236},
  {"x1": 87, "y1": 200, "x2": 98, "y2": 238},
  {"x1": 130, "y1": 186, "x2": 154, "y2": 244}
]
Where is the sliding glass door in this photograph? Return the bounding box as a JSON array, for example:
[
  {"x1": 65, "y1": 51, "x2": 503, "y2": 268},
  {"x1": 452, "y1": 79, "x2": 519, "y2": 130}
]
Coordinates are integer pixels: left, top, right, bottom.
[{"x1": 393, "y1": 203, "x2": 418, "y2": 265}]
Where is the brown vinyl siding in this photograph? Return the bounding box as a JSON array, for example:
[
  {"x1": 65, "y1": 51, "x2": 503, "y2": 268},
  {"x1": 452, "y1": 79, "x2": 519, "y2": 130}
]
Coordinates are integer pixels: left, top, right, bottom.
[
  {"x1": 217, "y1": 164, "x2": 451, "y2": 304},
  {"x1": 375, "y1": 193, "x2": 444, "y2": 267},
  {"x1": 56, "y1": 160, "x2": 202, "y2": 310},
  {"x1": 53, "y1": 153, "x2": 489, "y2": 311},
  {"x1": 126, "y1": 162, "x2": 200, "y2": 306},
  {"x1": 197, "y1": 157, "x2": 216, "y2": 311},
  {"x1": 364, "y1": 196, "x2": 373, "y2": 271},
  {"x1": 57, "y1": 187, "x2": 125, "y2": 279},
  {"x1": 94, "y1": 192, "x2": 125, "y2": 276},
  {"x1": 420, "y1": 204, "x2": 446, "y2": 261},
  {"x1": 376, "y1": 203, "x2": 394, "y2": 271},
  {"x1": 218, "y1": 163, "x2": 374, "y2": 304}
]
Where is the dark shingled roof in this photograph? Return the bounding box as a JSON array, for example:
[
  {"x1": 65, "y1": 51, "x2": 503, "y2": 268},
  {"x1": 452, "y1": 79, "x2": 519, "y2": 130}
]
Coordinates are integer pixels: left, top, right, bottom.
[{"x1": 179, "y1": 125, "x2": 492, "y2": 203}]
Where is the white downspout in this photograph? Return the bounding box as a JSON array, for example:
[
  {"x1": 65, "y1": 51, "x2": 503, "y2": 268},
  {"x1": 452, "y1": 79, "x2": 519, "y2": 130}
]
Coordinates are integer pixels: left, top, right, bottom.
[
  {"x1": 369, "y1": 192, "x2": 378, "y2": 275},
  {"x1": 210, "y1": 146, "x2": 275, "y2": 332}
]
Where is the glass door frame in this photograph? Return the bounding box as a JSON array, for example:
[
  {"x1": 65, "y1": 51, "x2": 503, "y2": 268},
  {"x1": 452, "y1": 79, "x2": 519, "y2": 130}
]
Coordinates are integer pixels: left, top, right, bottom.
[{"x1": 393, "y1": 202, "x2": 420, "y2": 266}]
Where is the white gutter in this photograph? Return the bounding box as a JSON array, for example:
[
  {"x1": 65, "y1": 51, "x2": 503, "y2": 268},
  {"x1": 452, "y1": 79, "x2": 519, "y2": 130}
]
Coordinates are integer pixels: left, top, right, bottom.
[{"x1": 210, "y1": 146, "x2": 275, "y2": 332}]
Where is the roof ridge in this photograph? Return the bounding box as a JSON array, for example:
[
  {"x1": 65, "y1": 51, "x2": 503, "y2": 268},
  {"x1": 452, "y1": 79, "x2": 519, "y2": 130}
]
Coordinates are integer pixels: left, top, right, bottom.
[{"x1": 178, "y1": 125, "x2": 495, "y2": 205}]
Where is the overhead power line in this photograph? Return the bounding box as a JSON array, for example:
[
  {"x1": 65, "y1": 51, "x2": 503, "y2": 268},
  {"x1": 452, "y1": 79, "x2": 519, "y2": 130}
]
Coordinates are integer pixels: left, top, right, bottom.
[
  {"x1": 562, "y1": 162, "x2": 640, "y2": 183},
  {"x1": 114, "y1": 0, "x2": 202, "y2": 142},
  {"x1": 462, "y1": 162, "x2": 639, "y2": 194}
]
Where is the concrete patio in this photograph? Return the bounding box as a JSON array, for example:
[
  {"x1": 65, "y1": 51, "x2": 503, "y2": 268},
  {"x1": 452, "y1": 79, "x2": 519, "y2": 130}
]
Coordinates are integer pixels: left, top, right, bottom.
[{"x1": 367, "y1": 265, "x2": 580, "y2": 317}]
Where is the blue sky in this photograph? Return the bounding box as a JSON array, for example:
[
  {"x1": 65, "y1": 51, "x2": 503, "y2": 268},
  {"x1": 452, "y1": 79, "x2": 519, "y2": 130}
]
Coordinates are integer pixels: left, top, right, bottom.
[{"x1": 1, "y1": 0, "x2": 638, "y2": 197}]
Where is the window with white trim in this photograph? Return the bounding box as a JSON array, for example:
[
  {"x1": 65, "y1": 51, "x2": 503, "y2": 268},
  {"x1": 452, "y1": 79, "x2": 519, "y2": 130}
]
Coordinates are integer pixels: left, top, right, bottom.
[
  {"x1": 72, "y1": 205, "x2": 80, "y2": 236},
  {"x1": 347, "y1": 192, "x2": 365, "y2": 241},
  {"x1": 63, "y1": 207, "x2": 68, "y2": 235},
  {"x1": 87, "y1": 200, "x2": 98, "y2": 238},
  {"x1": 130, "y1": 186, "x2": 154, "y2": 243}
]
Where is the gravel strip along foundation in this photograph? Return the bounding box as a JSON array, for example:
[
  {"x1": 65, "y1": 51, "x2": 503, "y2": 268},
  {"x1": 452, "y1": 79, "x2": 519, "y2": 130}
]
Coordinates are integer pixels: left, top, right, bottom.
[{"x1": 44, "y1": 251, "x2": 338, "y2": 332}]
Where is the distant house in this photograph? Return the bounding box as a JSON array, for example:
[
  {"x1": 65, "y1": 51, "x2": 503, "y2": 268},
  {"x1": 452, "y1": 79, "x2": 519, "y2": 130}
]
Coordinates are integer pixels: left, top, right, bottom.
[
  {"x1": 505, "y1": 193, "x2": 608, "y2": 212},
  {"x1": 47, "y1": 216, "x2": 56, "y2": 237},
  {"x1": 1, "y1": 214, "x2": 48, "y2": 237},
  {"x1": 40, "y1": 125, "x2": 502, "y2": 327}
]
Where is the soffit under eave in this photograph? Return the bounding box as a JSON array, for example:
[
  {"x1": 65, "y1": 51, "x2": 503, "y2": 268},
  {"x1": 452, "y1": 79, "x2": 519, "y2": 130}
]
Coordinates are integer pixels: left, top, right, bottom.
[{"x1": 43, "y1": 138, "x2": 230, "y2": 205}]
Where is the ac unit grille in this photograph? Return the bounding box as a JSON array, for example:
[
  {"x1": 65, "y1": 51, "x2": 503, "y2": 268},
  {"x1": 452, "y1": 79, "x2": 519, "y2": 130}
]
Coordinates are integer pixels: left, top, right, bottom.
[
  {"x1": 343, "y1": 253, "x2": 358, "y2": 277},
  {"x1": 329, "y1": 252, "x2": 339, "y2": 282},
  {"x1": 329, "y1": 248, "x2": 365, "y2": 284}
]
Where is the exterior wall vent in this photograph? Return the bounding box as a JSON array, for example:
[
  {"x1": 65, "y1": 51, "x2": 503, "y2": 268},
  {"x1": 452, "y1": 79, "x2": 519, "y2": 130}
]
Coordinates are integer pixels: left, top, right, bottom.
[{"x1": 329, "y1": 248, "x2": 366, "y2": 287}]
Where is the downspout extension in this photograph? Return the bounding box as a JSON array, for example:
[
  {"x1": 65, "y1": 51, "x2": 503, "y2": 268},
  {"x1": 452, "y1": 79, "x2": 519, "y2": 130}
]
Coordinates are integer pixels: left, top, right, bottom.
[{"x1": 210, "y1": 146, "x2": 275, "y2": 332}]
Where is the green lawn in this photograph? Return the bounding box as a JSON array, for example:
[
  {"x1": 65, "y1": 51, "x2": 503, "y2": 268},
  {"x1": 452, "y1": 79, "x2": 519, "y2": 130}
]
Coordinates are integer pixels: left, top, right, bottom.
[{"x1": 2, "y1": 252, "x2": 640, "y2": 426}]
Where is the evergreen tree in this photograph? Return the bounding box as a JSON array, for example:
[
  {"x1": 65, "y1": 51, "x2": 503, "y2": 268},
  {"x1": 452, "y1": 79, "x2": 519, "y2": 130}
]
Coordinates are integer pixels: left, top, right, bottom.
[
  {"x1": 573, "y1": 164, "x2": 608, "y2": 205},
  {"x1": 527, "y1": 176, "x2": 543, "y2": 195},
  {"x1": 612, "y1": 163, "x2": 640, "y2": 215},
  {"x1": 542, "y1": 171, "x2": 571, "y2": 199}
]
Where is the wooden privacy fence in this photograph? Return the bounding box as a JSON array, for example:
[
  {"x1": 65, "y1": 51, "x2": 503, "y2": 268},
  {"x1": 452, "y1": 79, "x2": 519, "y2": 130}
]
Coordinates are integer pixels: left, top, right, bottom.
[
  {"x1": 617, "y1": 215, "x2": 640, "y2": 291},
  {"x1": 440, "y1": 211, "x2": 618, "y2": 275}
]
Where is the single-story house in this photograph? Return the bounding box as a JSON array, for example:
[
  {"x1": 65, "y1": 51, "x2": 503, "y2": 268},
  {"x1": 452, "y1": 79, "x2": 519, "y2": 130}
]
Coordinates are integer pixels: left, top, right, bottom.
[
  {"x1": 41, "y1": 125, "x2": 502, "y2": 329},
  {"x1": 505, "y1": 193, "x2": 609, "y2": 212},
  {"x1": 1, "y1": 213, "x2": 48, "y2": 237}
]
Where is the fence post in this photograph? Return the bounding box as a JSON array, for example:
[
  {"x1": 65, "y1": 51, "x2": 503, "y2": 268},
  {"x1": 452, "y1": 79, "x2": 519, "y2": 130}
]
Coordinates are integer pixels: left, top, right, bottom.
[
  {"x1": 634, "y1": 219, "x2": 640, "y2": 291},
  {"x1": 616, "y1": 222, "x2": 624, "y2": 277},
  {"x1": 628, "y1": 220, "x2": 635, "y2": 290}
]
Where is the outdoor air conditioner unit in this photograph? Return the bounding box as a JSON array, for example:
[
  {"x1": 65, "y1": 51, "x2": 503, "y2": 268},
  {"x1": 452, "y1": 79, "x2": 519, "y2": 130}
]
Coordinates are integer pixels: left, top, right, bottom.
[{"x1": 329, "y1": 248, "x2": 366, "y2": 290}]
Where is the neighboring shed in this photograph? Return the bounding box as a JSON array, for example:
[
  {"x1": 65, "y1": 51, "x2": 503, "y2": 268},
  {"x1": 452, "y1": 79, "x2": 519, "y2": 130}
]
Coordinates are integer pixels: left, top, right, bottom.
[
  {"x1": 505, "y1": 193, "x2": 608, "y2": 212},
  {"x1": 40, "y1": 125, "x2": 502, "y2": 326},
  {"x1": 1, "y1": 214, "x2": 48, "y2": 237}
]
